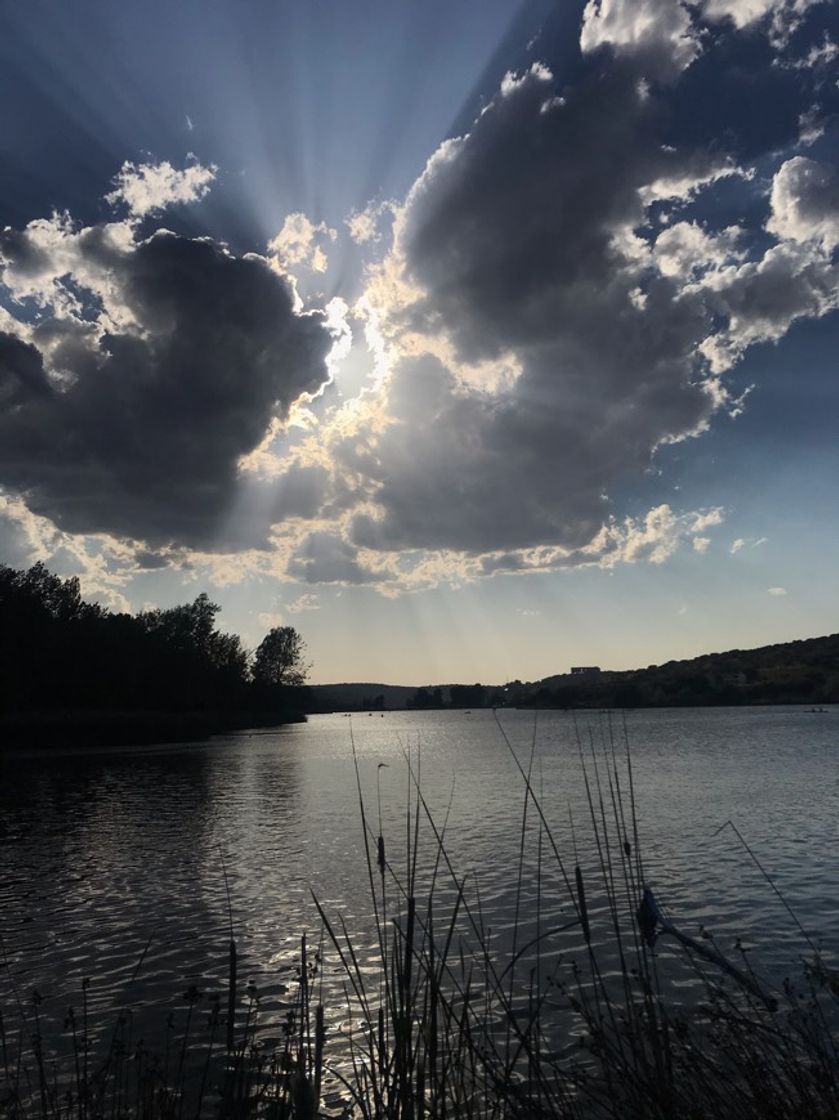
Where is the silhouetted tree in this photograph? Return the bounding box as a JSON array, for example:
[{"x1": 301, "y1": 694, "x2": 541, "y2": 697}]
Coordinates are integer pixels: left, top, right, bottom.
[{"x1": 252, "y1": 626, "x2": 308, "y2": 687}]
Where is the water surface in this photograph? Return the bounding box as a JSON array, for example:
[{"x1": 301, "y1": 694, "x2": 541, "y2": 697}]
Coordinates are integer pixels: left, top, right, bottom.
[{"x1": 2, "y1": 706, "x2": 837, "y2": 1048}]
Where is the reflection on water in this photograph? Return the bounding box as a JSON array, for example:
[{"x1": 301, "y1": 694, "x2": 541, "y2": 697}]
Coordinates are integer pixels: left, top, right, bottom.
[{"x1": 2, "y1": 707, "x2": 838, "y2": 1052}]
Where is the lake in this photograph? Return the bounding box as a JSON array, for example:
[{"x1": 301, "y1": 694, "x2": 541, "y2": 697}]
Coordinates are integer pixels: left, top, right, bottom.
[{"x1": 2, "y1": 706, "x2": 838, "y2": 1066}]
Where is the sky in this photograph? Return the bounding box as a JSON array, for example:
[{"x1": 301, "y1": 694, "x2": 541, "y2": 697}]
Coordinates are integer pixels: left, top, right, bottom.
[{"x1": 0, "y1": 0, "x2": 837, "y2": 686}]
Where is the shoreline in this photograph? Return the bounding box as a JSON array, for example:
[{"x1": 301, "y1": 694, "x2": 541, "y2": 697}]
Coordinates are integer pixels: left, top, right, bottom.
[{"x1": 0, "y1": 707, "x2": 305, "y2": 751}]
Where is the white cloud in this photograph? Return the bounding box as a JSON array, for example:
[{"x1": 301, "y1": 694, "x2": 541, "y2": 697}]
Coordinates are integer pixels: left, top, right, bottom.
[
  {"x1": 787, "y1": 33, "x2": 838, "y2": 69},
  {"x1": 580, "y1": 0, "x2": 700, "y2": 79},
  {"x1": 731, "y1": 536, "x2": 767, "y2": 554},
  {"x1": 768, "y1": 586, "x2": 788, "y2": 595},
  {"x1": 614, "y1": 506, "x2": 723, "y2": 565},
  {"x1": 692, "y1": 536, "x2": 711, "y2": 553},
  {"x1": 345, "y1": 200, "x2": 395, "y2": 245},
  {"x1": 767, "y1": 157, "x2": 839, "y2": 251},
  {"x1": 700, "y1": 0, "x2": 822, "y2": 40},
  {"x1": 702, "y1": 0, "x2": 778, "y2": 26},
  {"x1": 105, "y1": 159, "x2": 216, "y2": 218},
  {"x1": 287, "y1": 592, "x2": 320, "y2": 612},
  {"x1": 268, "y1": 213, "x2": 337, "y2": 274},
  {"x1": 653, "y1": 221, "x2": 745, "y2": 281},
  {"x1": 639, "y1": 159, "x2": 749, "y2": 206}
]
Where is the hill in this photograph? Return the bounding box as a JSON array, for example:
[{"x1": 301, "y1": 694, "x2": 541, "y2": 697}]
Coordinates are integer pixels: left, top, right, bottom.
[
  {"x1": 310, "y1": 634, "x2": 839, "y2": 711},
  {"x1": 515, "y1": 633, "x2": 839, "y2": 708},
  {"x1": 307, "y1": 682, "x2": 419, "y2": 711}
]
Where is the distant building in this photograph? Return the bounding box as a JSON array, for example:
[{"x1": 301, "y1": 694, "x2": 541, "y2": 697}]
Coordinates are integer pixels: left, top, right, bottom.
[{"x1": 570, "y1": 666, "x2": 601, "y2": 675}]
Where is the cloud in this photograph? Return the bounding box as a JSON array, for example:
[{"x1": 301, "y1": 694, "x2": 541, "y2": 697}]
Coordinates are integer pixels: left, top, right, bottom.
[
  {"x1": 580, "y1": 0, "x2": 701, "y2": 80},
  {"x1": 0, "y1": 215, "x2": 334, "y2": 549},
  {"x1": 767, "y1": 157, "x2": 839, "y2": 251},
  {"x1": 105, "y1": 159, "x2": 216, "y2": 218},
  {"x1": 731, "y1": 536, "x2": 767, "y2": 553},
  {"x1": 698, "y1": 238, "x2": 839, "y2": 370},
  {"x1": 2, "y1": 3, "x2": 836, "y2": 595},
  {"x1": 464, "y1": 505, "x2": 723, "y2": 577},
  {"x1": 787, "y1": 33, "x2": 838, "y2": 70},
  {"x1": 700, "y1": 0, "x2": 822, "y2": 40},
  {"x1": 345, "y1": 200, "x2": 395, "y2": 245},
  {"x1": 345, "y1": 63, "x2": 735, "y2": 559},
  {"x1": 0, "y1": 492, "x2": 135, "y2": 610},
  {"x1": 768, "y1": 585, "x2": 788, "y2": 595},
  {"x1": 652, "y1": 221, "x2": 745, "y2": 281},
  {"x1": 287, "y1": 592, "x2": 320, "y2": 612},
  {"x1": 268, "y1": 213, "x2": 337, "y2": 274},
  {"x1": 287, "y1": 530, "x2": 380, "y2": 584},
  {"x1": 329, "y1": 31, "x2": 837, "y2": 581}
]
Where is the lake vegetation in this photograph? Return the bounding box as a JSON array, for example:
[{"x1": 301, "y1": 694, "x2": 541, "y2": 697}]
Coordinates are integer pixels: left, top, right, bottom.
[{"x1": 2, "y1": 718, "x2": 837, "y2": 1120}]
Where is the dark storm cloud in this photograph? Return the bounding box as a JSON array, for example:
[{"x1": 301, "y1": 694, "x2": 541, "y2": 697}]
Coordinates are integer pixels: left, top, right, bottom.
[
  {"x1": 353, "y1": 65, "x2": 721, "y2": 554},
  {"x1": 400, "y1": 64, "x2": 694, "y2": 360},
  {"x1": 350, "y1": 24, "x2": 838, "y2": 561},
  {"x1": 0, "y1": 332, "x2": 53, "y2": 405},
  {"x1": 0, "y1": 229, "x2": 333, "y2": 548}
]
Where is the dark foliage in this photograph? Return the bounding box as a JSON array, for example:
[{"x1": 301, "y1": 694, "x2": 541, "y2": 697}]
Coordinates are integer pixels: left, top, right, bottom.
[
  {"x1": 252, "y1": 625, "x2": 308, "y2": 688},
  {"x1": 0, "y1": 562, "x2": 309, "y2": 746}
]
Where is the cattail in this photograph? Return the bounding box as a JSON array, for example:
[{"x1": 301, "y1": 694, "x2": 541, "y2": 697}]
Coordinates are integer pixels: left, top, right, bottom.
[
  {"x1": 313, "y1": 1004, "x2": 325, "y2": 1107},
  {"x1": 226, "y1": 939, "x2": 237, "y2": 1055},
  {"x1": 575, "y1": 865, "x2": 591, "y2": 945},
  {"x1": 377, "y1": 834, "x2": 386, "y2": 875}
]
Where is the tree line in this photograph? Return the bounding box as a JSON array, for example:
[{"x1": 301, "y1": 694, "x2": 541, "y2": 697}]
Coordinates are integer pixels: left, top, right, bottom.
[
  {"x1": 0, "y1": 562, "x2": 309, "y2": 745},
  {"x1": 409, "y1": 684, "x2": 507, "y2": 709}
]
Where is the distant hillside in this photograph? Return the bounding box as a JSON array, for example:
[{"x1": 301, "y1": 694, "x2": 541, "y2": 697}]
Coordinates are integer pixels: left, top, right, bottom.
[
  {"x1": 517, "y1": 633, "x2": 839, "y2": 709},
  {"x1": 310, "y1": 634, "x2": 839, "y2": 711},
  {"x1": 308, "y1": 681, "x2": 506, "y2": 711},
  {"x1": 308, "y1": 682, "x2": 419, "y2": 711}
]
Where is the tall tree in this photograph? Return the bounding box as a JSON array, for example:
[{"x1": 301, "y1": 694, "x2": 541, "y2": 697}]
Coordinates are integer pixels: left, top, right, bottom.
[{"x1": 252, "y1": 626, "x2": 308, "y2": 687}]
